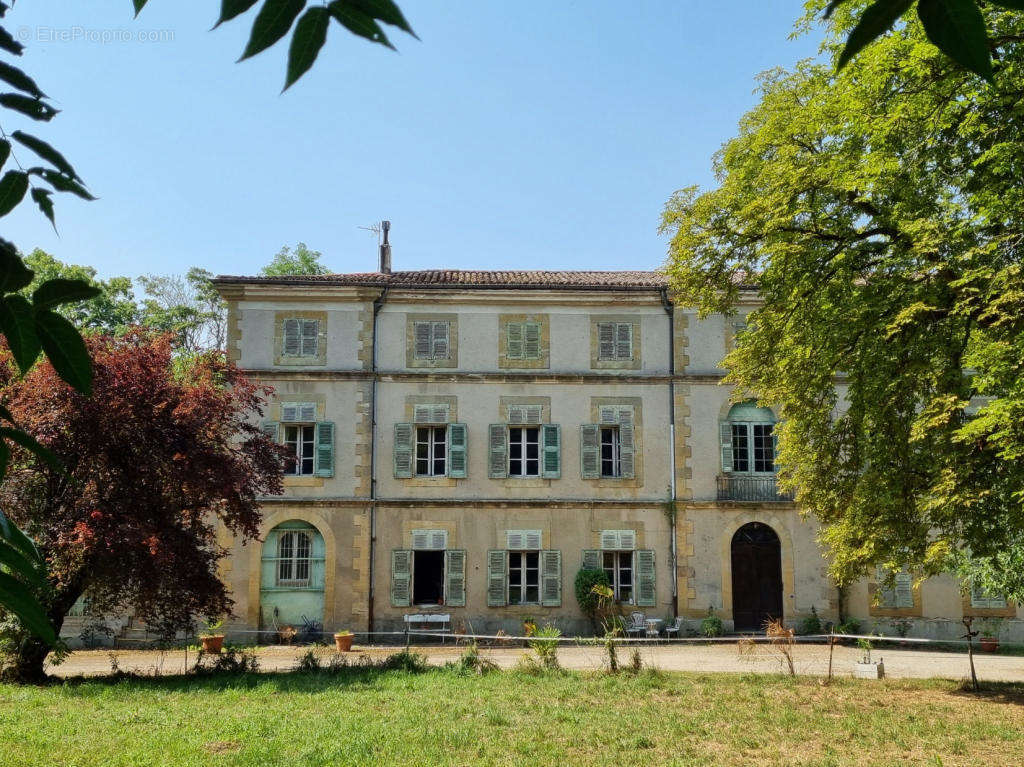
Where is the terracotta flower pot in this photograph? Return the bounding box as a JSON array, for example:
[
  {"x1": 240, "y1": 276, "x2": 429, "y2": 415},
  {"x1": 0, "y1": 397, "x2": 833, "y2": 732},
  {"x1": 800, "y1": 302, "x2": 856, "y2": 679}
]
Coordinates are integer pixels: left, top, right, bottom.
[
  {"x1": 334, "y1": 633, "x2": 354, "y2": 652},
  {"x1": 201, "y1": 634, "x2": 224, "y2": 654},
  {"x1": 980, "y1": 636, "x2": 999, "y2": 653}
]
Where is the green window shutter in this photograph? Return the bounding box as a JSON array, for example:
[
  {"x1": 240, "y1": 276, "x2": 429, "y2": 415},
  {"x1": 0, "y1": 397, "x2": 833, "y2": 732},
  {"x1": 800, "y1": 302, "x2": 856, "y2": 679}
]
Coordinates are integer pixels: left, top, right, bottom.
[
  {"x1": 445, "y1": 549, "x2": 466, "y2": 607},
  {"x1": 618, "y1": 408, "x2": 635, "y2": 479},
  {"x1": 597, "y1": 322, "x2": 615, "y2": 359},
  {"x1": 391, "y1": 549, "x2": 412, "y2": 607},
  {"x1": 282, "y1": 318, "x2": 301, "y2": 356},
  {"x1": 720, "y1": 421, "x2": 733, "y2": 472},
  {"x1": 448, "y1": 423, "x2": 468, "y2": 478},
  {"x1": 394, "y1": 423, "x2": 414, "y2": 478},
  {"x1": 507, "y1": 322, "x2": 524, "y2": 359},
  {"x1": 541, "y1": 424, "x2": 561, "y2": 479},
  {"x1": 581, "y1": 549, "x2": 602, "y2": 571},
  {"x1": 580, "y1": 424, "x2": 600, "y2": 479},
  {"x1": 261, "y1": 421, "x2": 279, "y2": 443},
  {"x1": 486, "y1": 549, "x2": 507, "y2": 607},
  {"x1": 636, "y1": 549, "x2": 656, "y2": 607},
  {"x1": 615, "y1": 322, "x2": 633, "y2": 359},
  {"x1": 413, "y1": 321, "x2": 432, "y2": 359},
  {"x1": 432, "y1": 321, "x2": 450, "y2": 359},
  {"x1": 488, "y1": 424, "x2": 508, "y2": 478},
  {"x1": 314, "y1": 421, "x2": 334, "y2": 478},
  {"x1": 894, "y1": 572, "x2": 914, "y2": 608},
  {"x1": 523, "y1": 322, "x2": 542, "y2": 359},
  {"x1": 541, "y1": 550, "x2": 562, "y2": 607}
]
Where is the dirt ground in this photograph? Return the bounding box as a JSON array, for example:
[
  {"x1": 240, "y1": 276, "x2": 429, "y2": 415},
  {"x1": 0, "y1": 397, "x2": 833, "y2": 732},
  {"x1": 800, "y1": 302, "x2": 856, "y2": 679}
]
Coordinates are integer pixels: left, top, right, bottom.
[{"x1": 46, "y1": 640, "x2": 1024, "y2": 682}]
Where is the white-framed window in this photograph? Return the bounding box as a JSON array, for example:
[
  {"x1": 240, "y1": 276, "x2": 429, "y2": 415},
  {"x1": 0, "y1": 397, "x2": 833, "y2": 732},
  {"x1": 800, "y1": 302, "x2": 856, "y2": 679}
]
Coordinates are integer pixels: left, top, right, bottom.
[
  {"x1": 597, "y1": 321, "x2": 633, "y2": 360},
  {"x1": 284, "y1": 424, "x2": 316, "y2": 476},
  {"x1": 509, "y1": 426, "x2": 541, "y2": 477},
  {"x1": 721, "y1": 403, "x2": 777, "y2": 474},
  {"x1": 603, "y1": 551, "x2": 634, "y2": 604},
  {"x1": 413, "y1": 321, "x2": 450, "y2": 360},
  {"x1": 600, "y1": 426, "x2": 621, "y2": 478},
  {"x1": 970, "y1": 585, "x2": 1008, "y2": 610},
  {"x1": 508, "y1": 551, "x2": 541, "y2": 605},
  {"x1": 282, "y1": 318, "x2": 320, "y2": 358},
  {"x1": 415, "y1": 426, "x2": 447, "y2": 477},
  {"x1": 277, "y1": 530, "x2": 312, "y2": 587},
  {"x1": 506, "y1": 321, "x2": 542, "y2": 360}
]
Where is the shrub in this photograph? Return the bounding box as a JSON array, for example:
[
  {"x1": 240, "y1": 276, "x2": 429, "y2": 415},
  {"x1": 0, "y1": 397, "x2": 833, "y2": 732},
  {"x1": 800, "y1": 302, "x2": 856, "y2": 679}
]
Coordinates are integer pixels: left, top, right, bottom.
[
  {"x1": 574, "y1": 568, "x2": 611, "y2": 617},
  {"x1": 798, "y1": 606, "x2": 822, "y2": 636},
  {"x1": 193, "y1": 647, "x2": 260, "y2": 675},
  {"x1": 700, "y1": 607, "x2": 723, "y2": 638},
  {"x1": 295, "y1": 646, "x2": 330, "y2": 672},
  {"x1": 376, "y1": 650, "x2": 428, "y2": 672},
  {"x1": 836, "y1": 618, "x2": 861, "y2": 636},
  {"x1": 528, "y1": 624, "x2": 562, "y2": 671},
  {"x1": 449, "y1": 642, "x2": 498, "y2": 675}
]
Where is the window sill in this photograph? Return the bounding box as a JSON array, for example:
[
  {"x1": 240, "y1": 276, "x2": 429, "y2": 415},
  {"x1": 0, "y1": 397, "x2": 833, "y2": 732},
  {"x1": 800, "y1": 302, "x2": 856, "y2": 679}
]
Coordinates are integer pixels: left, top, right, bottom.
[
  {"x1": 400, "y1": 477, "x2": 458, "y2": 488},
  {"x1": 283, "y1": 476, "x2": 325, "y2": 488},
  {"x1": 502, "y1": 478, "x2": 550, "y2": 488}
]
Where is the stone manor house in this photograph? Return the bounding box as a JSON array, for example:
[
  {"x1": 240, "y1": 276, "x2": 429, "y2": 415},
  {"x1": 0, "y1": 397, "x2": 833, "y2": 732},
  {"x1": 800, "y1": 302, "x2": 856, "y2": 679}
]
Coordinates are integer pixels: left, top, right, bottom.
[{"x1": 199, "y1": 241, "x2": 1021, "y2": 644}]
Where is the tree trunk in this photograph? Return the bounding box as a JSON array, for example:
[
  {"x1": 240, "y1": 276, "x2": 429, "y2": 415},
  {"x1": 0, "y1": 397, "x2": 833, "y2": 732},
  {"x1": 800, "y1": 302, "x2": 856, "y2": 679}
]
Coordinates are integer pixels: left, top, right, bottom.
[{"x1": 4, "y1": 635, "x2": 53, "y2": 684}]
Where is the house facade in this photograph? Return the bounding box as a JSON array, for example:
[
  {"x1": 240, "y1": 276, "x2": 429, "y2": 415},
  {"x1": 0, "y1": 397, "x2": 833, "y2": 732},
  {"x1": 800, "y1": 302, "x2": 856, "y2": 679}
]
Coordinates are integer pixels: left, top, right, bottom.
[{"x1": 208, "y1": 252, "x2": 1022, "y2": 643}]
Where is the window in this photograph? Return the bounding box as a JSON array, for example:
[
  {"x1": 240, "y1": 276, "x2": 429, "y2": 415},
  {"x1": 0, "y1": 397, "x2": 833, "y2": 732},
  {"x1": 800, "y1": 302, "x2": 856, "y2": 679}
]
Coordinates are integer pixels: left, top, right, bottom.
[
  {"x1": 877, "y1": 569, "x2": 914, "y2": 609},
  {"x1": 415, "y1": 426, "x2": 447, "y2": 477},
  {"x1": 271, "y1": 402, "x2": 334, "y2": 478},
  {"x1": 722, "y1": 403, "x2": 777, "y2": 474},
  {"x1": 506, "y1": 321, "x2": 542, "y2": 360},
  {"x1": 277, "y1": 530, "x2": 312, "y2": 586},
  {"x1": 600, "y1": 426, "x2": 620, "y2": 478},
  {"x1": 509, "y1": 427, "x2": 540, "y2": 477},
  {"x1": 508, "y1": 551, "x2": 540, "y2": 605},
  {"x1": 413, "y1": 321, "x2": 450, "y2": 360},
  {"x1": 284, "y1": 424, "x2": 316, "y2": 475},
  {"x1": 970, "y1": 585, "x2": 1008, "y2": 610},
  {"x1": 391, "y1": 543, "x2": 466, "y2": 608},
  {"x1": 597, "y1": 321, "x2": 633, "y2": 360},
  {"x1": 412, "y1": 550, "x2": 445, "y2": 605},
  {"x1": 282, "y1": 318, "x2": 319, "y2": 358},
  {"x1": 603, "y1": 551, "x2": 634, "y2": 604}
]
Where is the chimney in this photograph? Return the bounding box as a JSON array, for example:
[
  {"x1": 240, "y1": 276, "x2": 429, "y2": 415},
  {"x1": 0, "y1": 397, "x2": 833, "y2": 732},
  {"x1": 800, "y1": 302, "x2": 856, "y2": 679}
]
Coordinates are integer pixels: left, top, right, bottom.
[{"x1": 379, "y1": 220, "x2": 392, "y2": 274}]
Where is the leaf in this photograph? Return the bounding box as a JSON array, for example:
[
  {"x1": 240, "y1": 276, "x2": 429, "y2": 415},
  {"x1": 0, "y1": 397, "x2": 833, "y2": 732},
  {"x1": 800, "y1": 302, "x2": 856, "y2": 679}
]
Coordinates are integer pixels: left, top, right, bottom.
[
  {"x1": 0, "y1": 241, "x2": 34, "y2": 292},
  {"x1": 0, "y1": 139, "x2": 8, "y2": 170},
  {"x1": 0, "y1": 438, "x2": 7, "y2": 479},
  {"x1": 328, "y1": 1, "x2": 394, "y2": 49},
  {"x1": 0, "y1": 169, "x2": 28, "y2": 217},
  {"x1": 0, "y1": 570, "x2": 56, "y2": 645},
  {"x1": 838, "y1": 0, "x2": 914, "y2": 70},
  {"x1": 36, "y1": 169, "x2": 95, "y2": 200},
  {"x1": 988, "y1": 0, "x2": 1024, "y2": 8},
  {"x1": 33, "y1": 278, "x2": 101, "y2": 310},
  {"x1": 133, "y1": 0, "x2": 149, "y2": 16},
  {"x1": 0, "y1": 25, "x2": 24, "y2": 56},
  {"x1": 12, "y1": 131, "x2": 80, "y2": 181},
  {"x1": 0, "y1": 61, "x2": 45, "y2": 98},
  {"x1": 239, "y1": 0, "x2": 307, "y2": 61},
  {"x1": 824, "y1": 0, "x2": 850, "y2": 18},
  {"x1": 0, "y1": 93, "x2": 59, "y2": 122},
  {"x1": 917, "y1": 0, "x2": 994, "y2": 82},
  {"x1": 0, "y1": 295, "x2": 41, "y2": 373},
  {"x1": 0, "y1": 427, "x2": 62, "y2": 472},
  {"x1": 214, "y1": 0, "x2": 261, "y2": 29},
  {"x1": 0, "y1": 537, "x2": 46, "y2": 589},
  {"x1": 35, "y1": 309, "x2": 93, "y2": 395},
  {"x1": 285, "y1": 7, "x2": 330, "y2": 90},
  {"x1": 345, "y1": 0, "x2": 418, "y2": 38},
  {"x1": 0, "y1": 509, "x2": 42, "y2": 564},
  {"x1": 31, "y1": 187, "x2": 55, "y2": 229}
]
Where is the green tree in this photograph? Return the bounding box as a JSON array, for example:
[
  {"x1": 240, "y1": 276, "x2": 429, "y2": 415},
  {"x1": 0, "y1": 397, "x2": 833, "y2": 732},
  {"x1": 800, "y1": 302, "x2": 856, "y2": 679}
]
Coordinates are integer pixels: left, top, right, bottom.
[
  {"x1": 138, "y1": 268, "x2": 226, "y2": 352},
  {"x1": 662, "y1": 8, "x2": 1024, "y2": 597},
  {"x1": 22, "y1": 250, "x2": 138, "y2": 333},
  {"x1": 261, "y1": 242, "x2": 331, "y2": 276}
]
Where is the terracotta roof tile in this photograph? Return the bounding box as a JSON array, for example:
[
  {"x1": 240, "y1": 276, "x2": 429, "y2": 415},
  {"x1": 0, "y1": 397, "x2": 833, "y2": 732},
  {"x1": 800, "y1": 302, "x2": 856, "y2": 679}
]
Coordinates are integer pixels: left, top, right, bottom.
[{"x1": 213, "y1": 269, "x2": 670, "y2": 290}]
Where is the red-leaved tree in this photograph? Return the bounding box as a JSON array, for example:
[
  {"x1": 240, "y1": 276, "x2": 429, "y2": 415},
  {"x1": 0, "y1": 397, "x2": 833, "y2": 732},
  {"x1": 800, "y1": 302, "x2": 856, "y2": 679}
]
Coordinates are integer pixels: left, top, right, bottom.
[{"x1": 0, "y1": 330, "x2": 283, "y2": 681}]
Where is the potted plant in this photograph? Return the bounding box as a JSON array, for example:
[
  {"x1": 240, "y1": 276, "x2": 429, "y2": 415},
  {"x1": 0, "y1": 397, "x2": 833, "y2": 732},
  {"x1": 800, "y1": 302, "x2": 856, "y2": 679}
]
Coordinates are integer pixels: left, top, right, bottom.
[
  {"x1": 853, "y1": 637, "x2": 884, "y2": 679},
  {"x1": 199, "y1": 617, "x2": 225, "y2": 654},
  {"x1": 333, "y1": 630, "x2": 354, "y2": 652},
  {"x1": 979, "y1": 618, "x2": 1001, "y2": 653}
]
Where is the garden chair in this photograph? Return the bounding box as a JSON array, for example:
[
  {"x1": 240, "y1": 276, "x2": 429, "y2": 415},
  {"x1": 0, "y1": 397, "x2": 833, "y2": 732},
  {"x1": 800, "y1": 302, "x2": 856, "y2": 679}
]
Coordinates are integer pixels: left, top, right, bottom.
[
  {"x1": 662, "y1": 616, "x2": 685, "y2": 639},
  {"x1": 625, "y1": 611, "x2": 646, "y2": 638}
]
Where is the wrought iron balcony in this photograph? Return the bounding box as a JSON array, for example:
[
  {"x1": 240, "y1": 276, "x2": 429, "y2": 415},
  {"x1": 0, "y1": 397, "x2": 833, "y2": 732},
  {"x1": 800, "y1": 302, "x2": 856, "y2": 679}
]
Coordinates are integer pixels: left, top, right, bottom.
[{"x1": 716, "y1": 474, "x2": 794, "y2": 503}]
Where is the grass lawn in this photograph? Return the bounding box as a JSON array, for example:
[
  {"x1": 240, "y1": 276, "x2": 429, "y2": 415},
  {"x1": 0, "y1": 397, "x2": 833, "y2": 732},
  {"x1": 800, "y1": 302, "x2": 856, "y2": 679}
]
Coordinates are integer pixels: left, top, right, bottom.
[{"x1": 1, "y1": 664, "x2": 1022, "y2": 766}]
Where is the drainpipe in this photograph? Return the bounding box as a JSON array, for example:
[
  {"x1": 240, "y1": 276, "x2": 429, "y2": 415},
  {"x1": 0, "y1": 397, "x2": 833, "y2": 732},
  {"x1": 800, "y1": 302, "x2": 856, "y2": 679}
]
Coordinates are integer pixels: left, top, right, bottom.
[
  {"x1": 661, "y1": 288, "x2": 678, "y2": 617},
  {"x1": 367, "y1": 283, "x2": 389, "y2": 638}
]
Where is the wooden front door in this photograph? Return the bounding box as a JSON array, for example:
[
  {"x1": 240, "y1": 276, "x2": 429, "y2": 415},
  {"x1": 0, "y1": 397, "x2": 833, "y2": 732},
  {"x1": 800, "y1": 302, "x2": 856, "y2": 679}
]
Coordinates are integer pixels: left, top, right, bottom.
[{"x1": 730, "y1": 522, "x2": 783, "y2": 631}]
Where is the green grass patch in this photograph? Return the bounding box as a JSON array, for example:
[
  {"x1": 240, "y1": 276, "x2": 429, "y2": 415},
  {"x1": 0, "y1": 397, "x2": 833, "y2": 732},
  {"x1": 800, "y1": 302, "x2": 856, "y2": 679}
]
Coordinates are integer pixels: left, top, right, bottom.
[{"x1": 1, "y1": 668, "x2": 1022, "y2": 766}]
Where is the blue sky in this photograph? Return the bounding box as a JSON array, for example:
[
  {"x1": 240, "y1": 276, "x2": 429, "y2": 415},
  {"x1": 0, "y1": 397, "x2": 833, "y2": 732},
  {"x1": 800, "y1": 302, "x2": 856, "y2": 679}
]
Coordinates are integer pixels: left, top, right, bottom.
[{"x1": 3, "y1": 1, "x2": 824, "y2": 281}]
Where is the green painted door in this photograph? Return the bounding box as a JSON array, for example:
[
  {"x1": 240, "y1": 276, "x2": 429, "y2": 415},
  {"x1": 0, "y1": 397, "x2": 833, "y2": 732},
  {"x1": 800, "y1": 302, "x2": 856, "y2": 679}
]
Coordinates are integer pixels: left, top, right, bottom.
[{"x1": 260, "y1": 521, "x2": 326, "y2": 633}]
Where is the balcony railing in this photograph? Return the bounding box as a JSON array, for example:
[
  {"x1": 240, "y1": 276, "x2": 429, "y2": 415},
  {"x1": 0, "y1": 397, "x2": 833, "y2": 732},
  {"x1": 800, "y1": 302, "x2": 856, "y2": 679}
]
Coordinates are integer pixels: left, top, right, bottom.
[{"x1": 717, "y1": 475, "x2": 794, "y2": 503}]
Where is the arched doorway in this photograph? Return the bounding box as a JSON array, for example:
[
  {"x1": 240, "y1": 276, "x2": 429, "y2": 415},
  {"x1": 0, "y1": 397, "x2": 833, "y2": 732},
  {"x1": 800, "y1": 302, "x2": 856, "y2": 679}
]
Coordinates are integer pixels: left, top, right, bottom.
[
  {"x1": 260, "y1": 521, "x2": 326, "y2": 635},
  {"x1": 730, "y1": 522, "x2": 783, "y2": 631}
]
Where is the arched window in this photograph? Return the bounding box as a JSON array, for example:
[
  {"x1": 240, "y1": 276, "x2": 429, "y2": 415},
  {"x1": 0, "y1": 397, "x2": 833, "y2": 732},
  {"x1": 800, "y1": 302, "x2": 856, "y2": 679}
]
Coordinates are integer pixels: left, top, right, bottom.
[
  {"x1": 260, "y1": 521, "x2": 326, "y2": 631},
  {"x1": 721, "y1": 402, "x2": 776, "y2": 474},
  {"x1": 277, "y1": 529, "x2": 313, "y2": 586}
]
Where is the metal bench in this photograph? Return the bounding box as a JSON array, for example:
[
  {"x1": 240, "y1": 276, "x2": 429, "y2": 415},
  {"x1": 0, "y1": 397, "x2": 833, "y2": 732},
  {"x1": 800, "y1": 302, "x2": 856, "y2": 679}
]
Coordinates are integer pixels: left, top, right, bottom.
[{"x1": 403, "y1": 613, "x2": 452, "y2": 644}]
